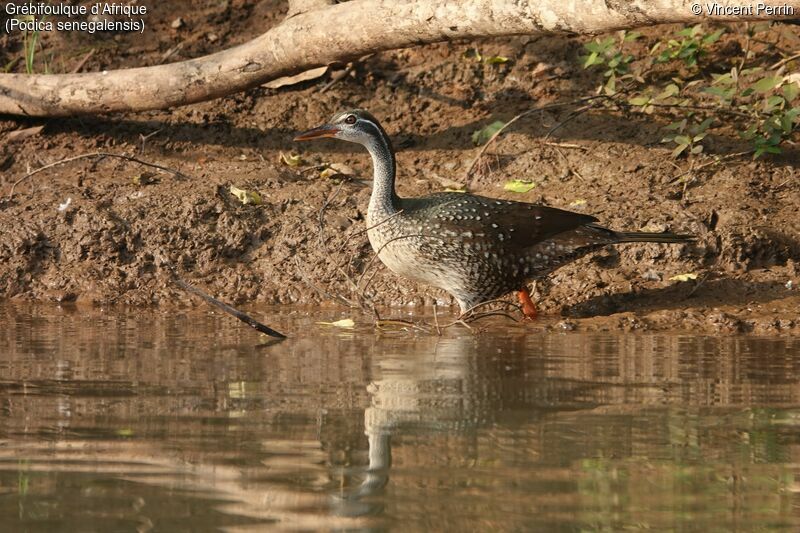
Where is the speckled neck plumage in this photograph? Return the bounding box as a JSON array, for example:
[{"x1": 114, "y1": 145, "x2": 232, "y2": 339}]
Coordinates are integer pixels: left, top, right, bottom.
[{"x1": 362, "y1": 120, "x2": 401, "y2": 220}]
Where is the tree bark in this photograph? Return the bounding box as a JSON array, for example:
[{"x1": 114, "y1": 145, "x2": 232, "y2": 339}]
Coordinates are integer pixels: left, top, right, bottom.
[{"x1": 1, "y1": 0, "x2": 797, "y2": 117}]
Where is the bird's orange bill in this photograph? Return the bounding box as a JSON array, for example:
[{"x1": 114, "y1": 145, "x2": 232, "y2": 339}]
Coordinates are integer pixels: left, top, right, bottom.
[{"x1": 293, "y1": 126, "x2": 339, "y2": 141}]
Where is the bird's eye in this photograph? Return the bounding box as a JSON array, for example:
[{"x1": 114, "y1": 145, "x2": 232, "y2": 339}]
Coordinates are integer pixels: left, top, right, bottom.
[{"x1": 344, "y1": 115, "x2": 356, "y2": 125}]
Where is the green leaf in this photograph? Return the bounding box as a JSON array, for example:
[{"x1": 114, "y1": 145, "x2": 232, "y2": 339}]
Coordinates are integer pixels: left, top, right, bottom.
[
  {"x1": 503, "y1": 179, "x2": 536, "y2": 193},
  {"x1": 696, "y1": 117, "x2": 714, "y2": 132},
  {"x1": 582, "y1": 51, "x2": 602, "y2": 68},
  {"x1": 584, "y1": 41, "x2": 603, "y2": 53},
  {"x1": 623, "y1": 31, "x2": 642, "y2": 42},
  {"x1": 672, "y1": 143, "x2": 689, "y2": 158},
  {"x1": 674, "y1": 135, "x2": 691, "y2": 145},
  {"x1": 230, "y1": 185, "x2": 262, "y2": 205},
  {"x1": 702, "y1": 29, "x2": 725, "y2": 45},
  {"x1": 665, "y1": 119, "x2": 687, "y2": 131},
  {"x1": 629, "y1": 95, "x2": 650, "y2": 106},
  {"x1": 765, "y1": 95, "x2": 785, "y2": 112},
  {"x1": 752, "y1": 76, "x2": 783, "y2": 93},
  {"x1": 657, "y1": 83, "x2": 680, "y2": 100},
  {"x1": 782, "y1": 82, "x2": 800, "y2": 102},
  {"x1": 703, "y1": 86, "x2": 734, "y2": 101},
  {"x1": 471, "y1": 120, "x2": 506, "y2": 146},
  {"x1": 711, "y1": 72, "x2": 734, "y2": 85}
]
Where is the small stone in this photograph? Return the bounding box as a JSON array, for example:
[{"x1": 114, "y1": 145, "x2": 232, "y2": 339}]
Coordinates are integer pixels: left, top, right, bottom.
[
  {"x1": 206, "y1": 33, "x2": 218, "y2": 43},
  {"x1": 787, "y1": 280, "x2": 794, "y2": 290},
  {"x1": 171, "y1": 17, "x2": 185, "y2": 29},
  {"x1": 556, "y1": 320, "x2": 576, "y2": 331},
  {"x1": 642, "y1": 269, "x2": 662, "y2": 282}
]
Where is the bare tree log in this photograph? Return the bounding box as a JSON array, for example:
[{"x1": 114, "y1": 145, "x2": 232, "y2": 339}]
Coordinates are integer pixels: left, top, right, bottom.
[
  {"x1": 1, "y1": 0, "x2": 797, "y2": 117},
  {"x1": 286, "y1": 0, "x2": 336, "y2": 18}
]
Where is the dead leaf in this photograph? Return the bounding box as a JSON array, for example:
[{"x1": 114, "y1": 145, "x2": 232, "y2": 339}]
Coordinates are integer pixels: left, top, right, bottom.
[
  {"x1": 319, "y1": 163, "x2": 355, "y2": 179},
  {"x1": 6, "y1": 125, "x2": 43, "y2": 142},
  {"x1": 132, "y1": 172, "x2": 156, "y2": 186},
  {"x1": 229, "y1": 185, "x2": 262, "y2": 205},
  {"x1": 669, "y1": 273, "x2": 698, "y2": 282},
  {"x1": 569, "y1": 199, "x2": 587, "y2": 208},
  {"x1": 432, "y1": 173, "x2": 467, "y2": 191},
  {"x1": 317, "y1": 318, "x2": 355, "y2": 328},
  {"x1": 264, "y1": 66, "x2": 329, "y2": 89},
  {"x1": 279, "y1": 152, "x2": 304, "y2": 167}
]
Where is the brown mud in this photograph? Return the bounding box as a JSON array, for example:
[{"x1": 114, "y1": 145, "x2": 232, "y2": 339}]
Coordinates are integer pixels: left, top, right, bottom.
[{"x1": 0, "y1": 2, "x2": 798, "y2": 333}]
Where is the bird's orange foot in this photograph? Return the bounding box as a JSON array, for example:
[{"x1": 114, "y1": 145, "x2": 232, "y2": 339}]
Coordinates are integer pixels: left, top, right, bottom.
[{"x1": 517, "y1": 287, "x2": 538, "y2": 321}]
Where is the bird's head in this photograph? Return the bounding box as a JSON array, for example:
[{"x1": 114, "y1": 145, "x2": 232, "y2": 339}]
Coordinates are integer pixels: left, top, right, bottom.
[{"x1": 294, "y1": 109, "x2": 386, "y2": 146}]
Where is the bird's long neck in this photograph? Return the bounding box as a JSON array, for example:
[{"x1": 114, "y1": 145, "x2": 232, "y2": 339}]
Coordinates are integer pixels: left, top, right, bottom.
[{"x1": 363, "y1": 124, "x2": 400, "y2": 219}]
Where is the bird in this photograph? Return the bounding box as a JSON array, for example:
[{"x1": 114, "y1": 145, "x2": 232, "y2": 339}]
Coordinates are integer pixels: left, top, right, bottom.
[{"x1": 294, "y1": 109, "x2": 693, "y2": 319}]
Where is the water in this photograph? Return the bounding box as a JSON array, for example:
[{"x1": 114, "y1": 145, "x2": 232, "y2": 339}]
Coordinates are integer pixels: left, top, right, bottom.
[{"x1": 1, "y1": 303, "x2": 800, "y2": 531}]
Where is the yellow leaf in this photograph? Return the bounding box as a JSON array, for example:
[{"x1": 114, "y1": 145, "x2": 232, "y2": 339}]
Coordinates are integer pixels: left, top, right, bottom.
[
  {"x1": 503, "y1": 179, "x2": 536, "y2": 193},
  {"x1": 569, "y1": 199, "x2": 587, "y2": 207},
  {"x1": 229, "y1": 185, "x2": 262, "y2": 205},
  {"x1": 669, "y1": 273, "x2": 698, "y2": 282},
  {"x1": 484, "y1": 56, "x2": 510, "y2": 65},
  {"x1": 317, "y1": 318, "x2": 355, "y2": 328},
  {"x1": 279, "y1": 152, "x2": 304, "y2": 167}
]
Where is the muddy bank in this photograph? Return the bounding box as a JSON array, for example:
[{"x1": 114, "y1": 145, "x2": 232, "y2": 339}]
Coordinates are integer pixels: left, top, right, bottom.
[{"x1": 0, "y1": 2, "x2": 798, "y2": 333}]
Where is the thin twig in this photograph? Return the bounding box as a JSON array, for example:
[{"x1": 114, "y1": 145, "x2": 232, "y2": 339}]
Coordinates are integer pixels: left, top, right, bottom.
[
  {"x1": 7, "y1": 151, "x2": 190, "y2": 200},
  {"x1": 293, "y1": 256, "x2": 354, "y2": 307},
  {"x1": 70, "y1": 48, "x2": 96, "y2": 74},
  {"x1": 769, "y1": 50, "x2": 800, "y2": 70},
  {"x1": 320, "y1": 54, "x2": 373, "y2": 93},
  {"x1": 432, "y1": 303, "x2": 441, "y2": 336},
  {"x1": 667, "y1": 150, "x2": 752, "y2": 184},
  {"x1": 318, "y1": 178, "x2": 348, "y2": 249},
  {"x1": 543, "y1": 104, "x2": 592, "y2": 141},
  {"x1": 463, "y1": 95, "x2": 609, "y2": 180}
]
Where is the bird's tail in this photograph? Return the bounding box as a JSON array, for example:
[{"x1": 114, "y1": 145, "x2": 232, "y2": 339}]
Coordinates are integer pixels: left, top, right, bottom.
[{"x1": 613, "y1": 230, "x2": 695, "y2": 244}]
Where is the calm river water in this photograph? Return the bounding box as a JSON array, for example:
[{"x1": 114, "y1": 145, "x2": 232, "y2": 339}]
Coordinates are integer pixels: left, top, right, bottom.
[{"x1": 1, "y1": 303, "x2": 800, "y2": 531}]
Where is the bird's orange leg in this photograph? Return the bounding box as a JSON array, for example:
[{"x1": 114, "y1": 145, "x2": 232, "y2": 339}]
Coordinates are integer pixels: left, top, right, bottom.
[{"x1": 517, "y1": 287, "x2": 538, "y2": 320}]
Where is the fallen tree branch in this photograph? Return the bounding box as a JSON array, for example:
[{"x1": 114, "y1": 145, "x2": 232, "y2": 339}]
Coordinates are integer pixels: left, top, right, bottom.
[{"x1": 1, "y1": 0, "x2": 798, "y2": 116}]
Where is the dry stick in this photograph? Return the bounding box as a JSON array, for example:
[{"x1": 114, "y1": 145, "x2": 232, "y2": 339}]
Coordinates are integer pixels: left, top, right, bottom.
[
  {"x1": 542, "y1": 104, "x2": 593, "y2": 141},
  {"x1": 70, "y1": 48, "x2": 96, "y2": 74},
  {"x1": 320, "y1": 54, "x2": 373, "y2": 93},
  {"x1": 770, "y1": 50, "x2": 800, "y2": 70},
  {"x1": 668, "y1": 150, "x2": 752, "y2": 184},
  {"x1": 172, "y1": 277, "x2": 287, "y2": 339},
  {"x1": 7, "y1": 151, "x2": 190, "y2": 200},
  {"x1": 292, "y1": 256, "x2": 354, "y2": 307},
  {"x1": 641, "y1": 102, "x2": 754, "y2": 119},
  {"x1": 463, "y1": 95, "x2": 608, "y2": 180},
  {"x1": 318, "y1": 179, "x2": 348, "y2": 249}
]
